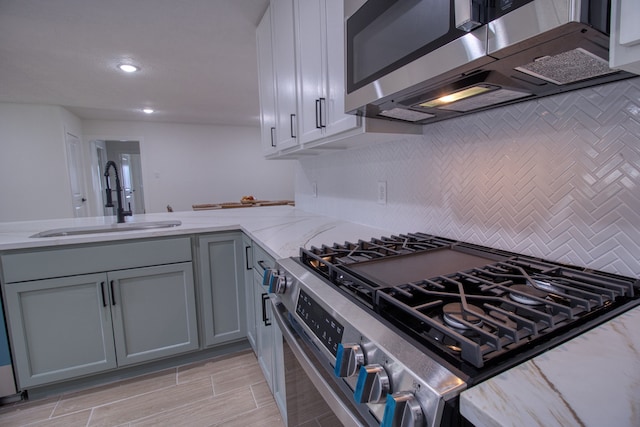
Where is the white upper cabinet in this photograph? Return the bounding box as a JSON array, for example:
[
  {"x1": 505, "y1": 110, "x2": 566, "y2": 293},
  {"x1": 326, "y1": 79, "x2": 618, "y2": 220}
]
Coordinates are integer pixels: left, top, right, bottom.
[
  {"x1": 295, "y1": 0, "x2": 358, "y2": 144},
  {"x1": 256, "y1": 6, "x2": 278, "y2": 155},
  {"x1": 271, "y1": 0, "x2": 299, "y2": 151},
  {"x1": 257, "y1": 0, "x2": 422, "y2": 158},
  {"x1": 610, "y1": 0, "x2": 640, "y2": 75},
  {"x1": 257, "y1": 2, "x2": 298, "y2": 154}
]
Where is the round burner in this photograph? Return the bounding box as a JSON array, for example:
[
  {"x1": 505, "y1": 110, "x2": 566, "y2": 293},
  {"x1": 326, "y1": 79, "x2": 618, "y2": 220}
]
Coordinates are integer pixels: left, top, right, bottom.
[
  {"x1": 442, "y1": 303, "x2": 484, "y2": 329},
  {"x1": 509, "y1": 284, "x2": 548, "y2": 305}
]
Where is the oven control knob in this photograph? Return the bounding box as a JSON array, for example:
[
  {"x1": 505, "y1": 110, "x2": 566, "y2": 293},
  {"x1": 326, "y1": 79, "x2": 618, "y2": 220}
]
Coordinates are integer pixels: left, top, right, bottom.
[
  {"x1": 381, "y1": 391, "x2": 424, "y2": 427},
  {"x1": 268, "y1": 272, "x2": 287, "y2": 294},
  {"x1": 262, "y1": 268, "x2": 273, "y2": 287},
  {"x1": 334, "y1": 343, "x2": 364, "y2": 378},
  {"x1": 354, "y1": 364, "x2": 390, "y2": 404}
]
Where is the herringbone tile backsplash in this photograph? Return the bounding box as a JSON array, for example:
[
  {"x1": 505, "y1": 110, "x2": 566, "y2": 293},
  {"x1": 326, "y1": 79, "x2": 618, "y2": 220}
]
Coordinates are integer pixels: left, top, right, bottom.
[{"x1": 296, "y1": 77, "x2": 640, "y2": 278}]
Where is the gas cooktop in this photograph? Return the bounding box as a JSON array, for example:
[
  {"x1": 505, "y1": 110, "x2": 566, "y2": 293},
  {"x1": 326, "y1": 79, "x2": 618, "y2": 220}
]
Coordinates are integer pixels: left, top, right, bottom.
[{"x1": 300, "y1": 232, "x2": 640, "y2": 374}]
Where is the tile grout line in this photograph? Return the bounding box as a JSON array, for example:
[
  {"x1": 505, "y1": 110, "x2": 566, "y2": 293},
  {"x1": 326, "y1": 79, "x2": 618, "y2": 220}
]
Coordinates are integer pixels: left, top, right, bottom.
[{"x1": 49, "y1": 394, "x2": 63, "y2": 420}]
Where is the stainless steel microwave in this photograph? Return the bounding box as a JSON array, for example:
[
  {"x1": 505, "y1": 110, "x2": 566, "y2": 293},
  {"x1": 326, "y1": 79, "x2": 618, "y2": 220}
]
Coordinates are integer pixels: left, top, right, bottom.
[{"x1": 344, "y1": 0, "x2": 635, "y2": 124}]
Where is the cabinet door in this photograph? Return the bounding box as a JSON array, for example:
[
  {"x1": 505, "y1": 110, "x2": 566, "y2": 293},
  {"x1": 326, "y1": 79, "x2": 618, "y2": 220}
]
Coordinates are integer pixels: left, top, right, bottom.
[
  {"x1": 272, "y1": 0, "x2": 299, "y2": 150},
  {"x1": 198, "y1": 233, "x2": 247, "y2": 347},
  {"x1": 109, "y1": 262, "x2": 198, "y2": 366},
  {"x1": 5, "y1": 274, "x2": 117, "y2": 388},
  {"x1": 295, "y1": 0, "x2": 358, "y2": 144},
  {"x1": 242, "y1": 234, "x2": 257, "y2": 352},
  {"x1": 257, "y1": 6, "x2": 278, "y2": 155},
  {"x1": 254, "y1": 272, "x2": 275, "y2": 392},
  {"x1": 271, "y1": 319, "x2": 286, "y2": 417},
  {"x1": 323, "y1": 0, "x2": 359, "y2": 135},
  {"x1": 295, "y1": 0, "x2": 326, "y2": 144}
]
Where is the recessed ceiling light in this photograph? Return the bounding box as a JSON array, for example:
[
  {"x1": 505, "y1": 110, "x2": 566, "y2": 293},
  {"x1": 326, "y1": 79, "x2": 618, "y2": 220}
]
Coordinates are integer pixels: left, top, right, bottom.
[
  {"x1": 142, "y1": 108, "x2": 154, "y2": 114},
  {"x1": 118, "y1": 64, "x2": 140, "y2": 73}
]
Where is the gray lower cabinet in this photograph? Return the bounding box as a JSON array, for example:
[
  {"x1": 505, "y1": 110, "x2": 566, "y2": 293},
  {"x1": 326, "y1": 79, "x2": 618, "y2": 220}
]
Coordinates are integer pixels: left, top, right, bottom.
[
  {"x1": 242, "y1": 234, "x2": 257, "y2": 351},
  {"x1": 198, "y1": 232, "x2": 247, "y2": 346},
  {"x1": 5, "y1": 273, "x2": 117, "y2": 388},
  {"x1": 4, "y1": 262, "x2": 198, "y2": 388},
  {"x1": 1, "y1": 237, "x2": 198, "y2": 389},
  {"x1": 251, "y1": 243, "x2": 285, "y2": 417},
  {"x1": 109, "y1": 263, "x2": 198, "y2": 366}
]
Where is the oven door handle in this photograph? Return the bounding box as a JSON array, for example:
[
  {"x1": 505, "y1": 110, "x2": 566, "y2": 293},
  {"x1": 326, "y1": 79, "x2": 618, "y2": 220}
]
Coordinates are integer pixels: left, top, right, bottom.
[{"x1": 271, "y1": 299, "x2": 365, "y2": 427}]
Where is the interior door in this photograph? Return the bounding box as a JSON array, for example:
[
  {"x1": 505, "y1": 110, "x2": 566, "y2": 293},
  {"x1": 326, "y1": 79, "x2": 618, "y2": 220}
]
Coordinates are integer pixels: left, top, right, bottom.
[
  {"x1": 65, "y1": 131, "x2": 89, "y2": 217},
  {"x1": 120, "y1": 153, "x2": 145, "y2": 214}
]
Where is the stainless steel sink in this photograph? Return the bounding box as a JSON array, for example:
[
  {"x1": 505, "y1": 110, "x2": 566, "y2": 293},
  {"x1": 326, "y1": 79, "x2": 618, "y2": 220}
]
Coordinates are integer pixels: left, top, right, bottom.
[{"x1": 30, "y1": 220, "x2": 182, "y2": 238}]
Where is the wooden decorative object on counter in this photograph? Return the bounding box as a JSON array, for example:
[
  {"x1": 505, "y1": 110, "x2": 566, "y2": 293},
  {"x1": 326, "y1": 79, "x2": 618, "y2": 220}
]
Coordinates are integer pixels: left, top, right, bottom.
[{"x1": 192, "y1": 200, "x2": 294, "y2": 211}]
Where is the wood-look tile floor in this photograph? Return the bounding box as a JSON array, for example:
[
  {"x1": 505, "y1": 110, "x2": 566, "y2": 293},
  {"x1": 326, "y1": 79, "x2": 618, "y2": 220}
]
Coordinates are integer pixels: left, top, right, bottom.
[{"x1": 0, "y1": 350, "x2": 286, "y2": 427}]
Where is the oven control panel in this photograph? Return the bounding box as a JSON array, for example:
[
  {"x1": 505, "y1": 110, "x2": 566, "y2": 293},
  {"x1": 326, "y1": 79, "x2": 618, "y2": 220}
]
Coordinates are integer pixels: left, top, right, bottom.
[
  {"x1": 296, "y1": 289, "x2": 344, "y2": 356},
  {"x1": 277, "y1": 257, "x2": 465, "y2": 427}
]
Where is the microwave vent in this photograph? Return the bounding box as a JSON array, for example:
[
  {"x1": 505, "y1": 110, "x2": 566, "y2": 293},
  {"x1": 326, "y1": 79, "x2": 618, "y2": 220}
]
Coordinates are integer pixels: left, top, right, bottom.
[
  {"x1": 379, "y1": 108, "x2": 435, "y2": 122},
  {"x1": 515, "y1": 48, "x2": 617, "y2": 85}
]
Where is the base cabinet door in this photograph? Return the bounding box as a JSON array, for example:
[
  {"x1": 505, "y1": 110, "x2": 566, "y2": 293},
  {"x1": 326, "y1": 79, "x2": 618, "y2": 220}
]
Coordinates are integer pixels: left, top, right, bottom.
[
  {"x1": 5, "y1": 274, "x2": 117, "y2": 388},
  {"x1": 242, "y1": 234, "x2": 257, "y2": 351},
  {"x1": 110, "y1": 262, "x2": 198, "y2": 367},
  {"x1": 254, "y1": 277, "x2": 275, "y2": 391},
  {"x1": 198, "y1": 233, "x2": 247, "y2": 347}
]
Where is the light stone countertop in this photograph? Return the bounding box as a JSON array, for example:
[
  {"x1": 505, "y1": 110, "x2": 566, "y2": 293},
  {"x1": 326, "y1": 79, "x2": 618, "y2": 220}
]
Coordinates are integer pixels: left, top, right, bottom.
[
  {"x1": 0, "y1": 206, "x2": 393, "y2": 260},
  {"x1": 460, "y1": 305, "x2": 640, "y2": 427},
  {"x1": 1, "y1": 206, "x2": 638, "y2": 426}
]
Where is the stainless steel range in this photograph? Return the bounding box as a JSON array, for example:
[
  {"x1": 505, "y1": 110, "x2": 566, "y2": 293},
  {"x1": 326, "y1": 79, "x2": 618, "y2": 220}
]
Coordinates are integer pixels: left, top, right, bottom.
[{"x1": 266, "y1": 233, "x2": 639, "y2": 426}]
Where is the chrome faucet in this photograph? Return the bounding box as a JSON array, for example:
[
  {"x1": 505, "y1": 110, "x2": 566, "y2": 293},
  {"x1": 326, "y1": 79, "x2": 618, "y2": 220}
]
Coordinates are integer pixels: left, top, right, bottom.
[{"x1": 104, "y1": 160, "x2": 132, "y2": 223}]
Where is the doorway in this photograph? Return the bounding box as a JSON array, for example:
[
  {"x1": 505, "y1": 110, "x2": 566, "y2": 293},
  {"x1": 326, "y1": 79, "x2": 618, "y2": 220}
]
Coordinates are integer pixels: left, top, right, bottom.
[
  {"x1": 95, "y1": 140, "x2": 146, "y2": 216},
  {"x1": 66, "y1": 130, "x2": 89, "y2": 217}
]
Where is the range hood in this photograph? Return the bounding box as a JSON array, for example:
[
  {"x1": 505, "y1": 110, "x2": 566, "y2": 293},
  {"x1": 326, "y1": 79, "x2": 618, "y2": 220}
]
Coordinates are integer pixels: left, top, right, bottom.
[{"x1": 345, "y1": 0, "x2": 638, "y2": 125}]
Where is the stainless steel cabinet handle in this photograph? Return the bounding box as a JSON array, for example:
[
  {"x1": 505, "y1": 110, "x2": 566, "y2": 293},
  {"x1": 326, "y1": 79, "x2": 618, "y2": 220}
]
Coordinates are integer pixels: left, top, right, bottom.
[{"x1": 270, "y1": 127, "x2": 276, "y2": 147}]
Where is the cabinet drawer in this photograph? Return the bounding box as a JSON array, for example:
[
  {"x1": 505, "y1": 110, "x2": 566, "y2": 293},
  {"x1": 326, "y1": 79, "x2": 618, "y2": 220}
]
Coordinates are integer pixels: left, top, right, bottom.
[
  {"x1": 253, "y1": 243, "x2": 275, "y2": 273},
  {"x1": 1, "y1": 237, "x2": 192, "y2": 283}
]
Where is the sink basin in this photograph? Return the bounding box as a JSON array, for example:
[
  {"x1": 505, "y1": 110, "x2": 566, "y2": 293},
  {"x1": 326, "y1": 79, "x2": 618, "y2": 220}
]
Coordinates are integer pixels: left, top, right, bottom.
[{"x1": 30, "y1": 220, "x2": 182, "y2": 238}]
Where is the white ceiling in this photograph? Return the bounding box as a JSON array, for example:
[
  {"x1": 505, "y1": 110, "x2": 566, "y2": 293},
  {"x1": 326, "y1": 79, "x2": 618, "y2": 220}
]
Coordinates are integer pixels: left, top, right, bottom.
[{"x1": 0, "y1": 0, "x2": 270, "y2": 126}]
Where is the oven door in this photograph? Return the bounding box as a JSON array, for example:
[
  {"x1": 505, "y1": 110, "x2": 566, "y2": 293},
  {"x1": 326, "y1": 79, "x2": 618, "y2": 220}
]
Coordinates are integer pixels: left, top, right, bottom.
[{"x1": 271, "y1": 298, "x2": 374, "y2": 427}]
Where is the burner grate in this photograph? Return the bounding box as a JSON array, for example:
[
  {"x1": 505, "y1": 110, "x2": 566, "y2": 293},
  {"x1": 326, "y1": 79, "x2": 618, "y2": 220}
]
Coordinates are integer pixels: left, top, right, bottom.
[
  {"x1": 377, "y1": 257, "x2": 638, "y2": 368},
  {"x1": 299, "y1": 232, "x2": 640, "y2": 370}
]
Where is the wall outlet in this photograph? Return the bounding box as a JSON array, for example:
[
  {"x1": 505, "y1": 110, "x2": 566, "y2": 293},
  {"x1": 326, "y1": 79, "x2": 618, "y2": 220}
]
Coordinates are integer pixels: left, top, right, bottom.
[
  {"x1": 377, "y1": 181, "x2": 387, "y2": 205},
  {"x1": 312, "y1": 182, "x2": 318, "y2": 198}
]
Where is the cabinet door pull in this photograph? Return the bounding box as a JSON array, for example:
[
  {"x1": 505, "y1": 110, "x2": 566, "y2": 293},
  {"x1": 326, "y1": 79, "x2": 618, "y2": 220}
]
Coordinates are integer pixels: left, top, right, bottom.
[
  {"x1": 110, "y1": 280, "x2": 116, "y2": 306},
  {"x1": 245, "y1": 246, "x2": 252, "y2": 270},
  {"x1": 261, "y1": 293, "x2": 272, "y2": 326},
  {"x1": 315, "y1": 99, "x2": 322, "y2": 129},
  {"x1": 100, "y1": 281, "x2": 107, "y2": 307},
  {"x1": 319, "y1": 97, "x2": 326, "y2": 128},
  {"x1": 257, "y1": 260, "x2": 268, "y2": 273},
  {"x1": 290, "y1": 114, "x2": 297, "y2": 138},
  {"x1": 270, "y1": 127, "x2": 276, "y2": 147}
]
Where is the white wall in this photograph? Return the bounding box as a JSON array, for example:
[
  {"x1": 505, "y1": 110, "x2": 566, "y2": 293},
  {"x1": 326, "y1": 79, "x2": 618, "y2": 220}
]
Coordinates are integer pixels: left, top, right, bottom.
[
  {"x1": 0, "y1": 103, "x2": 82, "y2": 222},
  {"x1": 83, "y1": 120, "x2": 295, "y2": 213},
  {"x1": 296, "y1": 77, "x2": 640, "y2": 277}
]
